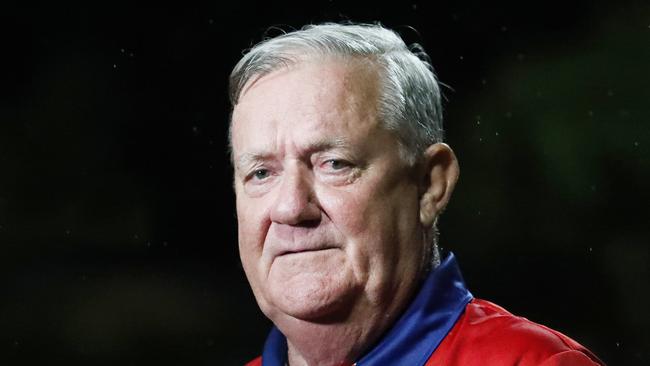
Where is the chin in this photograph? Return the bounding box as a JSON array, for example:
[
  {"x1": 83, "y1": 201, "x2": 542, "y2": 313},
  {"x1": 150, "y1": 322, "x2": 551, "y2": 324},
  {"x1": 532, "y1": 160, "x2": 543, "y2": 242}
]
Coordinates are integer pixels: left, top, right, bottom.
[{"x1": 265, "y1": 275, "x2": 359, "y2": 322}]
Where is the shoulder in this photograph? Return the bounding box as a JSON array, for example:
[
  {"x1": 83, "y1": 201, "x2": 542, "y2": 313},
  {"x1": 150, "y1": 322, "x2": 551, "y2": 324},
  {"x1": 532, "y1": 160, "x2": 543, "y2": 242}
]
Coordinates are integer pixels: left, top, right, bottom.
[{"x1": 427, "y1": 299, "x2": 604, "y2": 366}]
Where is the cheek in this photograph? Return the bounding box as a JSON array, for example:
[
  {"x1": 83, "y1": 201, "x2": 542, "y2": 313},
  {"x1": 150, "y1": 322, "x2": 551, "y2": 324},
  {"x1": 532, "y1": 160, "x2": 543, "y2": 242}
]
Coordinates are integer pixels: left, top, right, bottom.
[
  {"x1": 317, "y1": 188, "x2": 388, "y2": 273},
  {"x1": 321, "y1": 183, "x2": 417, "y2": 234},
  {"x1": 319, "y1": 188, "x2": 367, "y2": 236},
  {"x1": 319, "y1": 182, "x2": 421, "y2": 265},
  {"x1": 236, "y1": 195, "x2": 271, "y2": 269},
  {"x1": 236, "y1": 197, "x2": 276, "y2": 315}
]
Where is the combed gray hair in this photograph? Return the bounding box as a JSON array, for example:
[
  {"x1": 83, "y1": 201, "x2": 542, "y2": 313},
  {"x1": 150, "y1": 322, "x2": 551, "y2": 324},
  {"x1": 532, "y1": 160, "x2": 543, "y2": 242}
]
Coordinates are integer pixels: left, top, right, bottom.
[{"x1": 228, "y1": 22, "x2": 445, "y2": 165}]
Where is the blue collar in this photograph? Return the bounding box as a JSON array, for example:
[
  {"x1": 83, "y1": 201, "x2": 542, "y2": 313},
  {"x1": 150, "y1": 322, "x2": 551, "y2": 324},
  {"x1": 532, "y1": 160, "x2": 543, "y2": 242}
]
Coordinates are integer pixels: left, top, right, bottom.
[{"x1": 260, "y1": 252, "x2": 473, "y2": 366}]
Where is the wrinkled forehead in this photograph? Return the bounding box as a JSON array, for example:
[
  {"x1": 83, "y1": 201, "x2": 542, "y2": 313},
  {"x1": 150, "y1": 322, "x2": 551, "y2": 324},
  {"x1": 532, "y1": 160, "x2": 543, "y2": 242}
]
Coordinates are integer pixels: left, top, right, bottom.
[
  {"x1": 232, "y1": 59, "x2": 379, "y2": 123},
  {"x1": 230, "y1": 58, "x2": 384, "y2": 151},
  {"x1": 229, "y1": 55, "x2": 386, "y2": 145}
]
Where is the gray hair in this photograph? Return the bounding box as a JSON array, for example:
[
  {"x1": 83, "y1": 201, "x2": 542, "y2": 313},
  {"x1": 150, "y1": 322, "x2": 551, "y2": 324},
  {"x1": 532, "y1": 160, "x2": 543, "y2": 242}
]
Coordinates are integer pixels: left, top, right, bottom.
[{"x1": 228, "y1": 22, "x2": 445, "y2": 165}]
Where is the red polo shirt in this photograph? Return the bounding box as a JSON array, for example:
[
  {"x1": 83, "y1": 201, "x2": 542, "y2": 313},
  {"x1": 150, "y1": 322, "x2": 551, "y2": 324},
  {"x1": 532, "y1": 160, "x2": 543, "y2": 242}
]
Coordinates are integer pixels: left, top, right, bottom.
[{"x1": 245, "y1": 253, "x2": 604, "y2": 366}]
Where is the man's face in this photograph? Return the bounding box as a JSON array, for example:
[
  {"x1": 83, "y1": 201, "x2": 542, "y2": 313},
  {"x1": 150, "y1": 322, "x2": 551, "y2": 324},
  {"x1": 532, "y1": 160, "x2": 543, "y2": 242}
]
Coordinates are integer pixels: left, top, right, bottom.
[{"x1": 231, "y1": 59, "x2": 428, "y2": 322}]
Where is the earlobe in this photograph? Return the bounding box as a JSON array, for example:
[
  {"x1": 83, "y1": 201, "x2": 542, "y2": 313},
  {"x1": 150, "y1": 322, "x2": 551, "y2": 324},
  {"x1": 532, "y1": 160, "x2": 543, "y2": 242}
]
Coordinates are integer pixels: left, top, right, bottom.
[
  {"x1": 419, "y1": 143, "x2": 460, "y2": 227},
  {"x1": 419, "y1": 198, "x2": 436, "y2": 227}
]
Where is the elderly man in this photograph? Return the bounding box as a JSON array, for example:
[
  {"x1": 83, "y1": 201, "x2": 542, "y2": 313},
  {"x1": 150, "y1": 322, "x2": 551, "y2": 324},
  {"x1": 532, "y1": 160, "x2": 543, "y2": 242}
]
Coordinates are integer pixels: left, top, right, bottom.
[{"x1": 228, "y1": 23, "x2": 603, "y2": 366}]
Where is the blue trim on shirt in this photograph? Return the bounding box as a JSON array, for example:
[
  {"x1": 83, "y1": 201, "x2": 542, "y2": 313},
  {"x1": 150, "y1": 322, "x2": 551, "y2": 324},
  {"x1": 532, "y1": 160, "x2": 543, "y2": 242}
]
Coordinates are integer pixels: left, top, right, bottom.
[
  {"x1": 260, "y1": 252, "x2": 473, "y2": 366},
  {"x1": 261, "y1": 326, "x2": 287, "y2": 366}
]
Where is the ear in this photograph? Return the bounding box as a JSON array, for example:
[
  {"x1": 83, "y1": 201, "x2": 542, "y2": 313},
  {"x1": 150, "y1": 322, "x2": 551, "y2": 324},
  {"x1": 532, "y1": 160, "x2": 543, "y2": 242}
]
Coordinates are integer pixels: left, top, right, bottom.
[{"x1": 419, "y1": 143, "x2": 460, "y2": 227}]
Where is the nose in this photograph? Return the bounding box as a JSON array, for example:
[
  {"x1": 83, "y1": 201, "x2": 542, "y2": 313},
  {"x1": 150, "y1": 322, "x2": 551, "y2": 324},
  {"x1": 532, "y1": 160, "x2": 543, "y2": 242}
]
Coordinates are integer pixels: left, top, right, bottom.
[{"x1": 269, "y1": 164, "x2": 321, "y2": 225}]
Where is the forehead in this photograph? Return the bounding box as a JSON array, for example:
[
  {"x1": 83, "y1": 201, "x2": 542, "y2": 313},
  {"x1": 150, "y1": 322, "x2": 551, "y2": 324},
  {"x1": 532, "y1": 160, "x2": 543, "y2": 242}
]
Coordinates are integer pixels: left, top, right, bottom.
[{"x1": 231, "y1": 58, "x2": 383, "y2": 155}]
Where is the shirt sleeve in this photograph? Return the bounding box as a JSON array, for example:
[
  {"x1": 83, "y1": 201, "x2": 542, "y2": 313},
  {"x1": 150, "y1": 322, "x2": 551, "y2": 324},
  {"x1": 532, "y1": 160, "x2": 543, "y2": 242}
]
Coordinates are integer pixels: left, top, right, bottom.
[{"x1": 539, "y1": 350, "x2": 604, "y2": 366}]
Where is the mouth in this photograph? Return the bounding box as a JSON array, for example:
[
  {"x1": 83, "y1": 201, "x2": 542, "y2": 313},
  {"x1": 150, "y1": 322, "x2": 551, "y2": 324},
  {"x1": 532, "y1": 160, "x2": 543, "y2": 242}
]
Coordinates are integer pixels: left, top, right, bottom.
[{"x1": 278, "y1": 247, "x2": 338, "y2": 257}]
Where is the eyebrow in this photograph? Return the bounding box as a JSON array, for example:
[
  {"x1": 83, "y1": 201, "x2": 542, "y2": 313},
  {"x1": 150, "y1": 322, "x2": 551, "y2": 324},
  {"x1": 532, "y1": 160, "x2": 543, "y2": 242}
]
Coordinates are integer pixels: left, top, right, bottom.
[{"x1": 234, "y1": 136, "x2": 351, "y2": 171}]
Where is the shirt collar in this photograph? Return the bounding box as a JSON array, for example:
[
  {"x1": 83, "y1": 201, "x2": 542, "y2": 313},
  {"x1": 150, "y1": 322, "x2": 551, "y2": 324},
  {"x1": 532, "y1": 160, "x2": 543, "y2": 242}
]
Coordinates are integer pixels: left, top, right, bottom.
[{"x1": 260, "y1": 252, "x2": 473, "y2": 366}]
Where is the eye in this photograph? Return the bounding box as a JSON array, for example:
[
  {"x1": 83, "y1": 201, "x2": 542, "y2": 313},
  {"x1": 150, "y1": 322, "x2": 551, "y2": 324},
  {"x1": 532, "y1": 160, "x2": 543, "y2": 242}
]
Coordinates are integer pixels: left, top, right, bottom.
[
  {"x1": 253, "y1": 169, "x2": 270, "y2": 180},
  {"x1": 316, "y1": 157, "x2": 360, "y2": 185},
  {"x1": 324, "y1": 159, "x2": 351, "y2": 171}
]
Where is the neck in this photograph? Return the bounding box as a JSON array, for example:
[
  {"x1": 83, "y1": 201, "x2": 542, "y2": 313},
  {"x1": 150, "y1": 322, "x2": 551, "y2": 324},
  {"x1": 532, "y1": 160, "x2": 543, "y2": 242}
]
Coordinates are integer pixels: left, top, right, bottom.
[
  {"x1": 283, "y1": 311, "x2": 388, "y2": 366},
  {"x1": 285, "y1": 319, "x2": 369, "y2": 366}
]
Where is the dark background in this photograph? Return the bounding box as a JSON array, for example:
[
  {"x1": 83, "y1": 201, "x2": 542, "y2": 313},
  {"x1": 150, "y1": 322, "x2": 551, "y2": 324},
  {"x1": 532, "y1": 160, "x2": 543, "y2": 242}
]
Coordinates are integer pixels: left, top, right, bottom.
[{"x1": 1, "y1": 1, "x2": 649, "y2": 365}]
